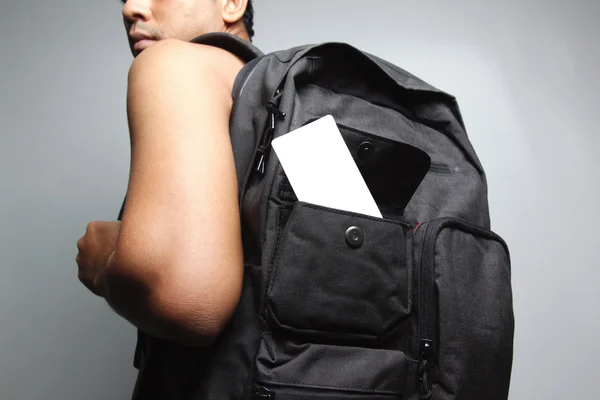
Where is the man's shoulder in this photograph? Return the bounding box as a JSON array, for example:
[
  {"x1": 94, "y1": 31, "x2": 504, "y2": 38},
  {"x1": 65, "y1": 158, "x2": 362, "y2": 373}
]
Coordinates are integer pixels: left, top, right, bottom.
[{"x1": 128, "y1": 38, "x2": 246, "y2": 95}]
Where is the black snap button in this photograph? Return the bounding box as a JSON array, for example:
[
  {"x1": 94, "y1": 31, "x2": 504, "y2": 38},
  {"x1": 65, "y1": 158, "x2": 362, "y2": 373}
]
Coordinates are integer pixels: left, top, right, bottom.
[
  {"x1": 345, "y1": 226, "x2": 364, "y2": 248},
  {"x1": 358, "y1": 141, "x2": 375, "y2": 160}
]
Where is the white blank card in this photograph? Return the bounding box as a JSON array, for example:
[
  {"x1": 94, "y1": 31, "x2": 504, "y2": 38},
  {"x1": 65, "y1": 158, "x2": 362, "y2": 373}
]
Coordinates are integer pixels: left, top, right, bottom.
[{"x1": 271, "y1": 115, "x2": 382, "y2": 218}]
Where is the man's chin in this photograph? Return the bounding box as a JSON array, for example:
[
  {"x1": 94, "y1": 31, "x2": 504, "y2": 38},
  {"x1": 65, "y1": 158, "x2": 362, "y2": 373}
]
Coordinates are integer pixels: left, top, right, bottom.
[{"x1": 131, "y1": 40, "x2": 159, "y2": 57}]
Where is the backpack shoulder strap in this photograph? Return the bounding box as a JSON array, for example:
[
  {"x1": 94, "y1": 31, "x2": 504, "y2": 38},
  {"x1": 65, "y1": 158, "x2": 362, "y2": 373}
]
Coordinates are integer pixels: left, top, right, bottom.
[
  {"x1": 190, "y1": 32, "x2": 265, "y2": 100},
  {"x1": 190, "y1": 32, "x2": 263, "y2": 63}
]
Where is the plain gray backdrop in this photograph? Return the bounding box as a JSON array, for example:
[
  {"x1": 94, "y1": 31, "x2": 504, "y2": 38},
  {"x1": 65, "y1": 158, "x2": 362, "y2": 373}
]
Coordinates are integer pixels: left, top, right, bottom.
[{"x1": 1, "y1": 0, "x2": 598, "y2": 399}]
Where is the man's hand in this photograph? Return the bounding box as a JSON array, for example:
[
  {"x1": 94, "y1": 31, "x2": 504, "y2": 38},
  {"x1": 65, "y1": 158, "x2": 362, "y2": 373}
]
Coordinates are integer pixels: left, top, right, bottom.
[{"x1": 76, "y1": 221, "x2": 121, "y2": 298}]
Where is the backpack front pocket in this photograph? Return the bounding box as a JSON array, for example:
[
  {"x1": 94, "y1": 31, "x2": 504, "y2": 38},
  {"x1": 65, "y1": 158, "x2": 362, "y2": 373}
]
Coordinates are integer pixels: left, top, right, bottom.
[
  {"x1": 413, "y1": 218, "x2": 514, "y2": 399},
  {"x1": 249, "y1": 332, "x2": 414, "y2": 400},
  {"x1": 266, "y1": 201, "x2": 411, "y2": 345}
]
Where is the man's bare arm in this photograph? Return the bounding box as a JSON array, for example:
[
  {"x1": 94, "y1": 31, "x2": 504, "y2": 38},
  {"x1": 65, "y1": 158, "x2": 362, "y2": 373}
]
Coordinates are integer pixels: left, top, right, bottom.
[{"x1": 103, "y1": 39, "x2": 245, "y2": 347}]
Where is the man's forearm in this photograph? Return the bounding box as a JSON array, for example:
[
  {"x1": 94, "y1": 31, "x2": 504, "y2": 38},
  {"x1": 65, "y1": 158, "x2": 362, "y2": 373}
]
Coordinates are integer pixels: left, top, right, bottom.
[
  {"x1": 101, "y1": 250, "x2": 162, "y2": 336},
  {"x1": 101, "y1": 251, "x2": 213, "y2": 347}
]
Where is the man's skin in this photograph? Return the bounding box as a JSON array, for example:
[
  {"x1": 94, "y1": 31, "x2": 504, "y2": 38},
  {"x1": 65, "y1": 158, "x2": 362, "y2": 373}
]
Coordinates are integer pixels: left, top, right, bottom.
[{"x1": 76, "y1": 0, "x2": 251, "y2": 347}]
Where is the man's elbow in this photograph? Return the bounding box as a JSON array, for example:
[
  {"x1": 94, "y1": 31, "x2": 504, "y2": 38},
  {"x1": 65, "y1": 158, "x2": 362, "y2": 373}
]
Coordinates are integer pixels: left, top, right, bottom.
[
  {"x1": 150, "y1": 281, "x2": 241, "y2": 347},
  {"x1": 106, "y1": 254, "x2": 241, "y2": 347}
]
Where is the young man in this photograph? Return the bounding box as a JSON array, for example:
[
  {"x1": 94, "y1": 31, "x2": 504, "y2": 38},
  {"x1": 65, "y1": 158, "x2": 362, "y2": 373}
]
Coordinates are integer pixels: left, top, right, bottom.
[{"x1": 75, "y1": 0, "x2": 255, "y2": 396}]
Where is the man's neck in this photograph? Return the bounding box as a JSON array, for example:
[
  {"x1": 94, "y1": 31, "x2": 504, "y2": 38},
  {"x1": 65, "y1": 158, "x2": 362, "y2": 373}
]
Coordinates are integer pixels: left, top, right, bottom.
[{"x1": 223, "y1": 23, "x2": 251, "y2": 43}]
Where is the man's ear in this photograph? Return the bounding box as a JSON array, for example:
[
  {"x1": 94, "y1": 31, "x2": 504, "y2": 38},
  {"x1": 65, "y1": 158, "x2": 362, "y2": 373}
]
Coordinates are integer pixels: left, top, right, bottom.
[{"x1": 218, "y1": 0, "x2": 248, "y2": 26}]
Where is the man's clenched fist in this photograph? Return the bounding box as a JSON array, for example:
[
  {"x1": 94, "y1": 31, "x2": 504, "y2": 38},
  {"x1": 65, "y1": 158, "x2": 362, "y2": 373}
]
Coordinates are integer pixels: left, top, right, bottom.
[{"x1": 76, "y1": 221, "x2": 121, "y2": 297}]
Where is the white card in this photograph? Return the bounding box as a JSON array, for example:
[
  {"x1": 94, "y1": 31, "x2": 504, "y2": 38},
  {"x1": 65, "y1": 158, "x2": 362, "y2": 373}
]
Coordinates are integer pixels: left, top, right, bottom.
[{"x1": 271, "y1": 115, "x2": 382, "y2": 218}]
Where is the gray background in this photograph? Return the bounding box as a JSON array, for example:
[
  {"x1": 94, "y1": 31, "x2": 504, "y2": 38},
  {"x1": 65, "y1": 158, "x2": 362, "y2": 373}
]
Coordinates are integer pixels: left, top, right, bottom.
[{"x1": 1, "y1": 0, "x2": 598, "y2": 399}]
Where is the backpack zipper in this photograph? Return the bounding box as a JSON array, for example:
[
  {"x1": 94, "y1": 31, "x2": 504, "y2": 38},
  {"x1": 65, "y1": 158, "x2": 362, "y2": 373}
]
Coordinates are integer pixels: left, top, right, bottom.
[
  {"x1": 250, "y1": 385, "x2": 398, "y2": 400},
  {"x1": 416, "y1": 219, "x2": 446, "y2": 400}
]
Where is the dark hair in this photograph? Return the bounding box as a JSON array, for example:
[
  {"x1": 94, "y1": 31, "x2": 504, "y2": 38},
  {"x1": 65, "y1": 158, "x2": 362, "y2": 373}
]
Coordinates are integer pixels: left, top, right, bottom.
[{"x1": 242, "y1": 0, "x2": 255, "y2": 39}]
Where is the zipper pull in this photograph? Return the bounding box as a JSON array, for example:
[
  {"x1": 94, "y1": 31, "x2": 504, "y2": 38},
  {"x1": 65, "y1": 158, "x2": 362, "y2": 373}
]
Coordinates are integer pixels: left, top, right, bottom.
[
  {"x1": 420, "y1": 339, "x2": 434, "y2": 360},
  {"x1": 254, "y1": 90, "x2": 285, "y2": 175},
  {"x1": 420, "y1": 339, "x2": 439, "y2": 381},
  {"x1": 419, "y1": 339, "x2": 436, "y2": 399},
  {"x1": 266, "y1": 100, "x2": 286, "y2": 122},
  {"x1": 419, "y1": 359, "x2": 434, "y2": 400},
  {"x1": 255, "y1": 145, "x2": 268, "y2": 174},
  {"x1": 250, "y1": 386, "x2": 274, "y2": 399}
]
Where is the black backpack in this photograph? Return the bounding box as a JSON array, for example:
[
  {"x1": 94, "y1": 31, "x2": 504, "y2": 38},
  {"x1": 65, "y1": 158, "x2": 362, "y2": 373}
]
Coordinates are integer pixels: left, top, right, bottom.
[{"x1": 123, "y1": 33, "x2": 514, "y2": 400}]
